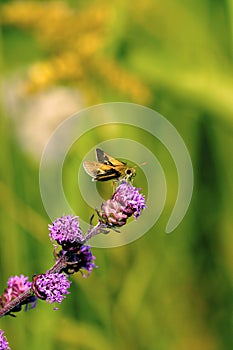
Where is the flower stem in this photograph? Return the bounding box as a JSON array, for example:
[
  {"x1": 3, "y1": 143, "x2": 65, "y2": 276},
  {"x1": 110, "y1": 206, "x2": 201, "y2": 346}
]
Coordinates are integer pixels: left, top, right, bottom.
[
  {"x1": 0, "y1": 289, "x2": 32, "y2": 318},
  {"x1": 84, "y1": 222, "x2": 108, "y2": 242},
  {"x1": 47, "y1": 254, "x2": 68, "y2": 274}
]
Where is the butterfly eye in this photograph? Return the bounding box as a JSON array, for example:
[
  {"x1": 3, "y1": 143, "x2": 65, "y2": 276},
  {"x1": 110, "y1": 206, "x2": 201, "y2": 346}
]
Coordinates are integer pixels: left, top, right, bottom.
[{"x1": 126, "y1": 169, "x2": 132, "y2": 175}]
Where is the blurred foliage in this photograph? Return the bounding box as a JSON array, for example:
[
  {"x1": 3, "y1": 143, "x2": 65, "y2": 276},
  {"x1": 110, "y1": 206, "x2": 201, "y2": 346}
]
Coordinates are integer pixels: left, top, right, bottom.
[{"x1": 0, "y1": 1, "x2": 232, "y2": 350}]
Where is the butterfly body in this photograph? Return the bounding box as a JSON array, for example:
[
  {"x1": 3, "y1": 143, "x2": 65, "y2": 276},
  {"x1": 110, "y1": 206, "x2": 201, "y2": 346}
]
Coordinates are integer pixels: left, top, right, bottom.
[{"x1": 83, "y1": 148, "x2": 135, "y2": 182}]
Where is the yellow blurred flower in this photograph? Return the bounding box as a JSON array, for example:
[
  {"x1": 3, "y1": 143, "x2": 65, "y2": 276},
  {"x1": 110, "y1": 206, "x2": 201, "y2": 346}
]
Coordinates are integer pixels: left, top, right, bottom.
[{"x1": 1, "y1": 1, "x2": 151, "y2": 104}]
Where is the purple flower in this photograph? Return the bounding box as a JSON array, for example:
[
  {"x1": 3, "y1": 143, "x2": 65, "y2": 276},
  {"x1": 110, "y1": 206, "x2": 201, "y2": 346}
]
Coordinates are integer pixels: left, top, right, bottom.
[
  {"x1": 0, "y1": 329, "x2": 10, "y2": 350},
  {"x1": 0, "y1": 275, "x2": 36, "y2": 314},
  {"x1": 32, "y1": 273, "x2": 71, "y2": 304},
  {"x1": 6, "y1": 275, "x2": 31, "y2": 301},
  {"x1": 49, "y1": 215, "x2": 85, "y2": 249},
  {"x1": 113, "y1": 182, "x2": 146, "y2": 218},
  {"x1": 99, "y1": 200, "x2": 128, "y2": 227},
  {"x1": 61, "y1": 245, "x2": 97, "y2": 277},
  {"x1": 1, "y1": 275, "x2": 31, "y2": 305},
  {"x1": 78, "y1": 245, "x2": 97, "y2": 276},
  {"x1": 98, "y1": 182, "x2": 146, "y2": 228}
]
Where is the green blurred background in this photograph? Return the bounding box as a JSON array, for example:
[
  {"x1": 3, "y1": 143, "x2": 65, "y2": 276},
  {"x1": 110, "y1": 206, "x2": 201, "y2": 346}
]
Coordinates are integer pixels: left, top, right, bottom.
[{"x1": 0, "y1": 1, "x2": 232, "y2": 349}]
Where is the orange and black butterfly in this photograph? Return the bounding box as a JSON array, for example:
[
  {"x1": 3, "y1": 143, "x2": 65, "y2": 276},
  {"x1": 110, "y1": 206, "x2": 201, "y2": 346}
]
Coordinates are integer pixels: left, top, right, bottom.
[{"x1": 83, "y1": 148, "x2": 135, "y2": 182}]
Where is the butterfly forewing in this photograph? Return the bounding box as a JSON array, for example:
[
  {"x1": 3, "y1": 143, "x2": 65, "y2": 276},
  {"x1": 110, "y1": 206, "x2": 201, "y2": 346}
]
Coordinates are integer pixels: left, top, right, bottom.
[{"x1": 96, "y1": 148, "x2": 125, "y2": 166}]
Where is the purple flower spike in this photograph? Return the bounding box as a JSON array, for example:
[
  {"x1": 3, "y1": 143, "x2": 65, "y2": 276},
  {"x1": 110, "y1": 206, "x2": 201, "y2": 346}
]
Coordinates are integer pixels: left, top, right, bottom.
[
  {"x1": 32, "y1": 273, "x2": 71, "y2": 304},
  {"x1": 49, "y1": 215, "x2": 85, "y2": 249},
  {"x1": 0, "y1": 330, "x2": 10, "y2": 350}
]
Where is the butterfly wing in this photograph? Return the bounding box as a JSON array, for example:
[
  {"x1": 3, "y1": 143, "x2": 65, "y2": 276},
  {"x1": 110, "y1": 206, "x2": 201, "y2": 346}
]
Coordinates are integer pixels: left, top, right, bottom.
[
  {"x1": 83, "y1": 161, "x2": 101, "y2": 178},
  {"x1": 83, "y1": 161, "x2": 121, "y2": 181},
  {"x1": 96, "y1": 148, "x2": 125, "y2": 166}
]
